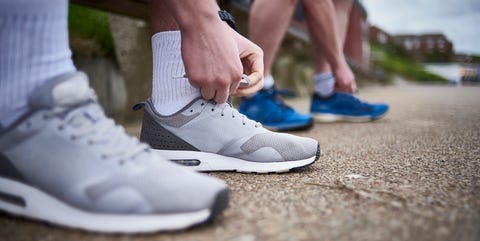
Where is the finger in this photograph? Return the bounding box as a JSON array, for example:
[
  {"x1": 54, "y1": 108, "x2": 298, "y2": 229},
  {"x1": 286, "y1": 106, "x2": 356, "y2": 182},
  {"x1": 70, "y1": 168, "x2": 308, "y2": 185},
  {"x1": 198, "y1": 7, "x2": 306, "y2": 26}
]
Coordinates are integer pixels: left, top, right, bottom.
[
  {"x1": 214, "y1": 88, "x2": 229, "y2": 103},
  {"x1": 240, "y1": 72, "x2": 263, "y2": 89},
  {"x1": 234, "y1": 71, "x2": 263, "y2": 96},
  {"x1": 335, "y1": 83, "x2": 349, "y2": 93},
  {"x1": 200, "y1": 87, "x2": 216, "y2": 100},
  {"x1": 240, "y1": 49, "x2": 263, "y2": 78},
  {"x1": 187, "y1": 74, "x2": 203, "y2": 89},
  {"x1": 229, "y1": 79, "x2": 241, "y2": 95},
  {"x1": 239, "y1": 74, "x2": 250, "y2": 87},
  {"x1": 233, "y1": 77, "x2": 264, "y2": 96}
]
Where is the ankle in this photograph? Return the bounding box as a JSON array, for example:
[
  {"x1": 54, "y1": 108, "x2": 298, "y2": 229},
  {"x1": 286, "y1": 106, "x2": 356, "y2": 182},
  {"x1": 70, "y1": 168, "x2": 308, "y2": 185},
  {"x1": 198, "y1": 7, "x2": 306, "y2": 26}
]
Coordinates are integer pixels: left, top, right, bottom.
[{"x1": 313, "y1": 72, "x2": 335, "y2": 98}]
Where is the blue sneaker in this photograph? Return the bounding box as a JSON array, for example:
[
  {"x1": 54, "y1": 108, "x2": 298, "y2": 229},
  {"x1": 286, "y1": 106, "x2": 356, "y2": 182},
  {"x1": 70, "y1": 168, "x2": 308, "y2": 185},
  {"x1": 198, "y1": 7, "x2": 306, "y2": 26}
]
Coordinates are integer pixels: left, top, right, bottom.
[
  {"x1": 239, "y1": 88, "x2": 313, "y2": 131},
  {"x1": 310, "y1": 92, "x2": 389, "y2": 122}
]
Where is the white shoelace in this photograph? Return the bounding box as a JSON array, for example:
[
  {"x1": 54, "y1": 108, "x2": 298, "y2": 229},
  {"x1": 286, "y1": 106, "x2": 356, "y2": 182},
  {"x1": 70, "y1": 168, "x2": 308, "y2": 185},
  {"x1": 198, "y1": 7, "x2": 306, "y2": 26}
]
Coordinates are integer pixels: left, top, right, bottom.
[
  {"x1": 45, "y1": 103, "x2": 149, "y2": 163},
  {"x1": 210, "y1": 102, "x2": 261, "y2": 128}
]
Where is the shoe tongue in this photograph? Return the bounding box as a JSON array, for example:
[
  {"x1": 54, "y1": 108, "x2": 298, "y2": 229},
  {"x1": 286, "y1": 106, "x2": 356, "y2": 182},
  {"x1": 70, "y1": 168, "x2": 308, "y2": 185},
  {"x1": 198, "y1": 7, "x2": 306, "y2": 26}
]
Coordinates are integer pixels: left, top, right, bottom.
[{"x1": 28, "y1": 72, "x2": 94, "y2": 109}]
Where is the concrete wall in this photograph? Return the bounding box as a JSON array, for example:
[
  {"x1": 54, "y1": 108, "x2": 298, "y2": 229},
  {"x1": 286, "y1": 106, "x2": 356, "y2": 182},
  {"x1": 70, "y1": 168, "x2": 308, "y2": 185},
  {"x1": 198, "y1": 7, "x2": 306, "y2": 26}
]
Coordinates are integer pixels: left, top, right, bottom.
[{"x1": 108, "y1": 14, "x2": 152, "y2": 122}]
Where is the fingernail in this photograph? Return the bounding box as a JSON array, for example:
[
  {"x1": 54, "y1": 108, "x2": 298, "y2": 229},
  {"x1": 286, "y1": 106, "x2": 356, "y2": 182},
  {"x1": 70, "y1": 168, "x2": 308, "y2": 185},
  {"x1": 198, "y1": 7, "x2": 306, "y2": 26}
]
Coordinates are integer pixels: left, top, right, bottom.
[{"x1": 239, "y1": 74, "x2": 250, "y2": 87}]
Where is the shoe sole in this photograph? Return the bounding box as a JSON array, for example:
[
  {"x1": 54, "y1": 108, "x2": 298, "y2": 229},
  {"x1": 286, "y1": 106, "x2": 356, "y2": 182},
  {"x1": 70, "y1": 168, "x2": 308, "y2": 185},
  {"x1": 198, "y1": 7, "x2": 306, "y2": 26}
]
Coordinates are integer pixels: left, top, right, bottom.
[
  {"x1": 0, "y1": 177, "x2": 228, "y2": 233},
  {"x1": 265, "y1": 118, "x2": 314, "y2": 132},
  {"x1": 313, "y1": 112, "x2": 388, "y2": 123},
  {"x1": 157, "y1": 144, "x2": 320, "y2": 174}
]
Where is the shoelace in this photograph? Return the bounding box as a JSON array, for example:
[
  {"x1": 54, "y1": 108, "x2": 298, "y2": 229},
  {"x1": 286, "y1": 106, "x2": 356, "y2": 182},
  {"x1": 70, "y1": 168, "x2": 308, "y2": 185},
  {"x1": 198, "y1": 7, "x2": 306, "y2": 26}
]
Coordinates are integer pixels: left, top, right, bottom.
[
  {"x1": 44, "y1": 103, "x2": 149, "y2": 163},
  {"x1": 264, "y1": 88, "x2": 294, "y2": 111},
  {"x1": 207, "y1": 101, "x2": 262, "y2": 128},
  {"x1": 342, "y1": 94, "x2": 372, "y2": 110}
]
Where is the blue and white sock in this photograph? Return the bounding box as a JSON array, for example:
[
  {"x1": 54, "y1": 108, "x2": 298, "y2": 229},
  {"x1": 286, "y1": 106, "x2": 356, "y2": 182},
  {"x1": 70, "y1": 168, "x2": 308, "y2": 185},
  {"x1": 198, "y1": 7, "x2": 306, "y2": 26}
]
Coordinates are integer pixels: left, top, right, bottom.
[
  {"x1": 0, "y1": 0, "x2": 75, "y2": 127},
  {"x1": 314, "y1": 72, "x2": 335, "y2": 98},
  {"x1": 151, "y1": 31, "x2": 201, "y2": 115}
]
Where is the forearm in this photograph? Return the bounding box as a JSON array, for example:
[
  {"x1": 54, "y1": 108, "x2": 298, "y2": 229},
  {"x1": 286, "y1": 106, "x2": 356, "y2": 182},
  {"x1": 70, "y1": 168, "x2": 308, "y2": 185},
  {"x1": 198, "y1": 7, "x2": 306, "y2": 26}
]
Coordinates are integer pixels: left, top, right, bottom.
[
  {"x1": 302, "y1": 0, "x2": 345, "y2": 70},
  {"x1": 161, "y1": 0, "x2": 220, "y2": 32}
]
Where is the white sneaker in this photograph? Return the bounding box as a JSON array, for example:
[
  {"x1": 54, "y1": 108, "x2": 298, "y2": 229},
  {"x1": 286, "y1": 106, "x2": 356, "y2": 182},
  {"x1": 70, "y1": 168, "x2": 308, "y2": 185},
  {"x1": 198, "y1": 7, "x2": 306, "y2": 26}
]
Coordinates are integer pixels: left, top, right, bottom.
[
  {"x1": 0, "y1": 72, "x2": 229, "y2": 233},
  {"x1": 134, "y1": 98, "x2": 320, "y2": 173}
]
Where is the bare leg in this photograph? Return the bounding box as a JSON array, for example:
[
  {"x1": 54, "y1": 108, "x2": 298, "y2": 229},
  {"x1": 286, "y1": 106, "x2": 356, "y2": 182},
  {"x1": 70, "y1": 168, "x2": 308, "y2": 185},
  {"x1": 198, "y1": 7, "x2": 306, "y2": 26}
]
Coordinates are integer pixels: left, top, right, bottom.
[
  {"x1": 249, "y1": 0, "x2": 298, "y2": 77},
  {"x1": 150, "y1": 0, "x2": 179, "y2": 32},
  {"x1": 242, "y1": 0, "x2": 313, "y2": 131},
  {"x1": 302, "y1": 0, "x2": 342, "y2": 73},
  {"x1": 333, "y1": 0, "x2": 354, "y2": 47},
  {"x1": 302, "y1": 0, "x2": 355, "y2": 93}
]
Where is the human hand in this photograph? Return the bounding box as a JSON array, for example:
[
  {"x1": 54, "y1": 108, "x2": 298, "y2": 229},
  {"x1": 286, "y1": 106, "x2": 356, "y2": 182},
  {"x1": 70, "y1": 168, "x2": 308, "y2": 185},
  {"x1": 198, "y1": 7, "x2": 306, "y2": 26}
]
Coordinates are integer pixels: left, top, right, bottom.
[
  {"x1": 332, "y1": 61, "x2": 356, "y2": 93},
  {"x1": 228, "y1": 27, "x2": 264, "y2": 97},
  {"x1": 161, "y1": 0, "x2": 264, "y2": 102},
  {"x1": 180, "y1": 20, "x2": 263, "y2": 103},
  {"x1": 180, "y1": 20, "x2": 244, "y2": 103}
]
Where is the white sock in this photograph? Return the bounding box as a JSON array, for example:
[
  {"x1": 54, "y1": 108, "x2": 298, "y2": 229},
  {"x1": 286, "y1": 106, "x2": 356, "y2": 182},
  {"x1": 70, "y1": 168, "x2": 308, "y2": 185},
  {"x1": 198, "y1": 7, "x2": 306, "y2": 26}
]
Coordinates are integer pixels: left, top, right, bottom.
[
  {"x1": 151, "y1": 31, "x2": 201, "y2": 116},
  {"x1": 0, "y1": 0, "x2": 75, "y2": 128},
  {"x1": 243, "y1": 74, "x2": 274, "y2": 99},
  {"x1": 263, "y1": 75, "x2": 275, "y2": 89},
  {"x1": 314, "y1": 72, "x2": 335, "y2": 98}
]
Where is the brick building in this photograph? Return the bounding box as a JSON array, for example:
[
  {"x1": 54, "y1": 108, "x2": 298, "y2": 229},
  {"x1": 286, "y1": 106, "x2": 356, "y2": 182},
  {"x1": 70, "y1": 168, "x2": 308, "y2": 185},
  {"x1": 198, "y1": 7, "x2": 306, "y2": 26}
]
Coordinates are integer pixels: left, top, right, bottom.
[
  {"x1": 369, "y1": 25, "x2": 394, "y2": 45},
  {"x1": 393, "y1": 34, "x2": 454, "y2": 62},
  {"x1": 369, "y1": 24, "x2": 454, "y2": 62}
]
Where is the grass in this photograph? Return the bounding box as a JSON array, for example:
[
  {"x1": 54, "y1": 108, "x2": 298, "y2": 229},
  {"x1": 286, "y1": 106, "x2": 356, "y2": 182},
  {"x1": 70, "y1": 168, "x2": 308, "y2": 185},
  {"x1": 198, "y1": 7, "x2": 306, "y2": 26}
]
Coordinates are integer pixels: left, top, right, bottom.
[
  {"x1": 68, "y1": 4, "x2": 116, "y2": 58},
  {"x1": 371, "y1": 43, "x2": 449, "y2": 83}
]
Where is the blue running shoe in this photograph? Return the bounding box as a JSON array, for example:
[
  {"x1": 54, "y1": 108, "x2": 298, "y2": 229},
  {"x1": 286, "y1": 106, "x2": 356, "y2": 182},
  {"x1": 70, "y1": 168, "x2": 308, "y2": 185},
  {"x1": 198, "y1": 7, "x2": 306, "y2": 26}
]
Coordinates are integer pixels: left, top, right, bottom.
[
  {"x1": 239, "y1": 88, "x2": 313, "y2": 131},
  {"x1": 310, "y1": 92, "x2": 389, "y2": 122}
]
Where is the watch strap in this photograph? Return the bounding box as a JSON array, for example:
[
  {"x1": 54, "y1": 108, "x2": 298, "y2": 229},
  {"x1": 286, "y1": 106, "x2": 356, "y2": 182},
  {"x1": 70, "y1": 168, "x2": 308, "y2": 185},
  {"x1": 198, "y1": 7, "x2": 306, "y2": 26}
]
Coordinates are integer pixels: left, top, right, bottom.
[{"x1": 218, "y1": 10, "x2": 238, "y2": 31}]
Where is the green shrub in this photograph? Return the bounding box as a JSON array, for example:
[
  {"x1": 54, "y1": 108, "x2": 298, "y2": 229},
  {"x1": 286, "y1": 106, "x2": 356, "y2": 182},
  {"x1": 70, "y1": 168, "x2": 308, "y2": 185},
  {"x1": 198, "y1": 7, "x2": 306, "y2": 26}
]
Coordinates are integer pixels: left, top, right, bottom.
[
  {"x1": 68, "y1": 4, "x2": 115, "y2": 58},
  {"x1": 371, "y1": 44, "x2": 449, "y2": 83}
]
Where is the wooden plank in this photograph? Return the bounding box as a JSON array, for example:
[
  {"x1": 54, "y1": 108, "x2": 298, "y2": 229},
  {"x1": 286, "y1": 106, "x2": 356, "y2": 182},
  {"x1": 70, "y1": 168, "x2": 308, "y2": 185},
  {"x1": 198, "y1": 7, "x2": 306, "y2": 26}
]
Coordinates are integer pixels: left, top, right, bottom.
[{"x1": 71, "y1": 0, "x2": 149, "y2": 20}]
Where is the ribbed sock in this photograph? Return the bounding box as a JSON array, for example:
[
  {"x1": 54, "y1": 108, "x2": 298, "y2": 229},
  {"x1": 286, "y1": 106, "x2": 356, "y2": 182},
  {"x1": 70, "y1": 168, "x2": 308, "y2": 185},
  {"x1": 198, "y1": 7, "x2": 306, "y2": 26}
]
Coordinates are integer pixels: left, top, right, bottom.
[
  {"x1": 0, "y1": 0, "x2": 75, "y2": 128},
  {"x1": 313, "y1": 72, "x2": 335, "y2": 98},
  {"x1": 263, "y1": 75, "x2": 275, "y2": 90},
  {"x1": 151, "y1": 31, "x2": 200, "y2": 116}
]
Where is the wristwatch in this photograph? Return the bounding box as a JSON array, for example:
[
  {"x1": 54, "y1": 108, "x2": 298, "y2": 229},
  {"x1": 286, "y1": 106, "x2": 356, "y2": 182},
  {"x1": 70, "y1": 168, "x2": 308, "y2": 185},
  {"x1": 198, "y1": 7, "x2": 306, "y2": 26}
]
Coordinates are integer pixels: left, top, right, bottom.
[{"x1": 218, "y1": 10, "x2": 237, "y2": 31}]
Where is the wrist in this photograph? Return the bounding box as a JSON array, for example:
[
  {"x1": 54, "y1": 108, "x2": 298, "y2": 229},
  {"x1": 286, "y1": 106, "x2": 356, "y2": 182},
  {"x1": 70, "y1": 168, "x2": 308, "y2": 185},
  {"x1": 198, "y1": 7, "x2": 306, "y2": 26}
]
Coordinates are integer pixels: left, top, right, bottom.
[
  {"x1": 330, "y1": 56, "x2": 348, "y2": 71},
  {"x1": 167, "y1": 1, "x2": 220, "y2": 32},
  {"x1": 179, "y1": 12, "x2": 220, "y2": 32}
]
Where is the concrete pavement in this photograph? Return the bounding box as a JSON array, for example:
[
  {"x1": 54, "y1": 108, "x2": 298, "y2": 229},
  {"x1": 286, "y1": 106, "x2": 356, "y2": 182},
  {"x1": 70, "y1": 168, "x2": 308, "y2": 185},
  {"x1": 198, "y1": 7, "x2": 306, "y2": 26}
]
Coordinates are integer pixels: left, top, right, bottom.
[{"x1": 2, "y1": 84, "x2": 479, "y2": 241}]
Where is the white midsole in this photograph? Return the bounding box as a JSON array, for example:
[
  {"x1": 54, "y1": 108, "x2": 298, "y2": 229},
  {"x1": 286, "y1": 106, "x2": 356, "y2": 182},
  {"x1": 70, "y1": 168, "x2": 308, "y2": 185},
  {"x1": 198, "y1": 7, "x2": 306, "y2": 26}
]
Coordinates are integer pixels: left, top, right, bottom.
[
  {"x1": 313, "y1": 112, "x2": 387, "y2": 123},
  {"x1": 156, "y1": 150, "x2": 317, "y2": 173},
  {"x1": 0, "y1": 177, "x2": 210, "y2": 233}
]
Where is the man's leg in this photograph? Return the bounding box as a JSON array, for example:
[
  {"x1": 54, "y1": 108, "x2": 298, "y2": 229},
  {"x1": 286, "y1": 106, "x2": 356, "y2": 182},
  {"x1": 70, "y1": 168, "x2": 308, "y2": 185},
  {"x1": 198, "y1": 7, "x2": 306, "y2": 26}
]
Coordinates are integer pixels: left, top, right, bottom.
[
  {"x1": 304, "y1": 0, "x2": 389, "y2": 122},
  {"x1": 0, "y1": 0, "x2": 228, "y2": 232},
  {"x1": 149, "y1": 1, "x2": 201, "y2": 115},
  {"x1": 238, "y1": 0, "x2": 314, "y2": 131},
  {"x1": 333, "y1": 0, "x2": 354, "y2": 46},
  {"x1": 301, "y1": 0, "x2": 355, "y2": 96},
  {"x1": 0, "y1": 0, "x2": 75, "y2": 127},
  {"x1": 138, "y1": 1, "x2": 319, "y2": 172},
  {"x1": 249, "y1": 0, "x2": 298, "y2": 84}
]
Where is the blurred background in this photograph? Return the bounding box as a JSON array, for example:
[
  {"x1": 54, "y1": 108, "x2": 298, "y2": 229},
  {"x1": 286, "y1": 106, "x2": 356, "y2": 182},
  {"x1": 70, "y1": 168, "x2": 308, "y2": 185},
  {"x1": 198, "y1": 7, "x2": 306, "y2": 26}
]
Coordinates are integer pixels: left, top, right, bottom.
[{"x1": 68, "y1": 0, "x2": 480, "y2": 123}]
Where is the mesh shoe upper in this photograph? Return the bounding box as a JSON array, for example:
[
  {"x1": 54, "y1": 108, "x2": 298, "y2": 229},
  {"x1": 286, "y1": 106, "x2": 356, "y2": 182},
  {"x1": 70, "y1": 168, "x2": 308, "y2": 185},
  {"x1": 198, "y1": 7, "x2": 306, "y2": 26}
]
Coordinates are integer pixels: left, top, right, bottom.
[
  {"x1": 0, "y1": 72, "x2": 227, "y2": 214},
  {"x1": 238, "y1": 88, "x2": 313, "y2": 131},
  {"x1": 311, "y1": 92, "x2": 389, "y2": 118},
  {"x1": 139, "y1": 98, "x2": 319, "y2": 163}
]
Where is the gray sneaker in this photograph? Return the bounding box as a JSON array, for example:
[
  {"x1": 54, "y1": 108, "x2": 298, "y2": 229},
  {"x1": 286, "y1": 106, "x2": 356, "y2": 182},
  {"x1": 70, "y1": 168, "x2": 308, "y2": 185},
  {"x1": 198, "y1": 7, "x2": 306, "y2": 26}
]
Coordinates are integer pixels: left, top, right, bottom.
[
  {"x1": 134, "y1": 98, "x2": 320, "y2": 173},
  {"x1": 0, "y1": 72, "x2": 229, "y2": 233}
]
